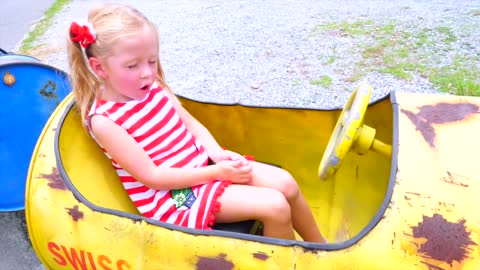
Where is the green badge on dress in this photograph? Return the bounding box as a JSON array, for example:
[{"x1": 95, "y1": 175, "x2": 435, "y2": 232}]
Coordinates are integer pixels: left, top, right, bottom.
[{"x1": 171, "y1": 188, "x2": 196, "y2": 208}]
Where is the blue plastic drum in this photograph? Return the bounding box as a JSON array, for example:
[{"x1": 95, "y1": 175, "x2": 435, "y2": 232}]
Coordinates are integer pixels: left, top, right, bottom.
[{"x1": 0, "y1": 50, "x2": 71, "y2": 211}]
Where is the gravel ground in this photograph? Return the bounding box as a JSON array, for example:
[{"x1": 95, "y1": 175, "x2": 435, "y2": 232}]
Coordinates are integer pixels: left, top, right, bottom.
[{"x1": 28, "y1": 0, "x2": 479, "y2": 108}]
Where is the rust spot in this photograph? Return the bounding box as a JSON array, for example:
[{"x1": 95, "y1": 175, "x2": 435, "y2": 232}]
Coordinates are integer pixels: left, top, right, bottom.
[
  {"x1": 39, "y1": 80, "x2": 58, "y2": 98},
  {"x1": 411, "y1": 213, "x2": 476, "y2": 265},
  {"x1": 441, "y1": 171, "x2": 469, "y2": 187},
  {"x1": 401, "y1": 102, "x2": 479, "y2": 147},
  {"x1": 132, "y1": 219, "x2": 142, "y2": 224},
  {"x1": 422, "y1": 261, "x2": 444, "y2": 270},
  {"x1": 401, "y1": 109, "x2": 436, "y2": 147},
  {"x1": 66, "y1": 205, "x2": 84, "y2": 221},
  {"x1": 418, "y1": 103, "x2": 479, "y2": 124},
  {"x1": 40, "y1": 167, "x2": 67, "y2": 190},
  {"x1": 252, "y1": 251, "x2": 269, "y2": 261},
  {"x1": 196, "y1": 253, "x2": 233, "y2": 270},
  {"x1": 3, "y1": 71, "x2": 16, "y2": 86},
  {"x1": 403, "y1": 196, "x2": 413, "y2": 207},
  {"x1": 438, "y1": 202, "x2": 455, "y2": 208},
  {"x1": 302, "y1": 248, "x2": 318, "y2": 254}
]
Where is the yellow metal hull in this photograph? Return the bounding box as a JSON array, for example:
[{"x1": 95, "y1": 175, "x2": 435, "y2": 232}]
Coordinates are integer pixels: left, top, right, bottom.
[{"x1": 26, "y1": 92, "x2": 479, "y2": 269}]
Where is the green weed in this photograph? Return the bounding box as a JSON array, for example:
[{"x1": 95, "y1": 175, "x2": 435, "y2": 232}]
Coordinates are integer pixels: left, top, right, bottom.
[
  {"x1": 310, "y1": 76, "x2": 333, "y2": 88},
  {"x1": 435, "y1": 26, "x2": 457, "y2": 43}
]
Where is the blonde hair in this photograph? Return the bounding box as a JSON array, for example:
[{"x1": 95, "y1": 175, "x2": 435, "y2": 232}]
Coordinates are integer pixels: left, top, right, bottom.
[{"x1": 66, "y1": 4, "x2": 173, "y2": 120}]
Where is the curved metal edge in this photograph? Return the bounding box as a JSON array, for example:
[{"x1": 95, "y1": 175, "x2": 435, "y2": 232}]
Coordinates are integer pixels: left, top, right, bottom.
[
  {"x1": 0, "y1": 205, "x2": 25, "y2": 212},
  {"x1": 0, "y1": 61, "x2": 71, "y2": 93},
  {"x1": 177, "y1": 88, "x2": 390, "y2": 111},
  {"x1": 53, "y1": 92, "x2": 396, "y2": 252},
  {"x1": 332, "y1": 91, "x2": 398, "y2": 248},
  {"x1": 0, "y1": 54, "x2": 41, "y2": 66}
]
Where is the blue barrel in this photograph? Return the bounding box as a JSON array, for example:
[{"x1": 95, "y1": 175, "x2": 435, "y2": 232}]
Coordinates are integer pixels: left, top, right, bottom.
[{"x1": 0, "y1": 49, "x2": 71, "y2": 211}]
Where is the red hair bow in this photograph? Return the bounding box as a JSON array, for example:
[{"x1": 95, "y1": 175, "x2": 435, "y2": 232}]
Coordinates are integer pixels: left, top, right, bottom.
[{"x1": 70, "y1": 22, "x2": 96, "y2": 49}]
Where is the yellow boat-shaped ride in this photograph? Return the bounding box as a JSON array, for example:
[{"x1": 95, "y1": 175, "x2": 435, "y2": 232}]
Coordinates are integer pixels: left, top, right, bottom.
[{"x1": 26, "y1": 82, "x2": 480, "y2": 269}]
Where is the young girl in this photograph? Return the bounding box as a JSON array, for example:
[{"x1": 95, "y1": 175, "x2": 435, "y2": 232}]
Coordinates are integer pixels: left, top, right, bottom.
[{"x1": 66, "y1": 3, "x2": 327, "y2": 243}]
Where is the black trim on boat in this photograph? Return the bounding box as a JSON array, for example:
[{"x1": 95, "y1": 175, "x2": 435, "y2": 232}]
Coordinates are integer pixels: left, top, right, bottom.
[{"x1": 54, "y1": 92, "x2": 398, "y2": 251}]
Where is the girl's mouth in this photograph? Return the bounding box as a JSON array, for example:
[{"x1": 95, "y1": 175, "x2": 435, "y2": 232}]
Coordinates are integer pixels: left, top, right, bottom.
[{"x1": 140, "y1": 84, "x2": 150, "y2": 91}]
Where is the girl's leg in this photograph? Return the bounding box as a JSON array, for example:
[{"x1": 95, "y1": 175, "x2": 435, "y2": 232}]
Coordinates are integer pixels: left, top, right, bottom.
[
  {"x1": 215, "y1": 184, "x2": 295, "y2": 240},
  {"x1": 248, "y1": 162, "x2": 327, "y2": 243}
]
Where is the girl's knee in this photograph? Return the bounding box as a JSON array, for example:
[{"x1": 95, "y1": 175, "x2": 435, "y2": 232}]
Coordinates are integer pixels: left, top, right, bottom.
[
  {"x1": 276, "y1": 170, "x2": 300, "y2": 201},
  {"x1": 264, "y1": 190, "x2": 292, "y2": 224}
]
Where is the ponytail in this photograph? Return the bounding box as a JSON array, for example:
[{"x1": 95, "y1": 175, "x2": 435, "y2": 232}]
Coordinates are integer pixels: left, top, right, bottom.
[{"x1": 66, "y1": 29, "x2": 100, "y2": 122}]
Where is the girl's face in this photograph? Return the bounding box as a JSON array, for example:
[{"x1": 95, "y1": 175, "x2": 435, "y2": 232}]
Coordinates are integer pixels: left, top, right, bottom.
[{"x1": 97, "y1": 25, "x2": 159, "y2": 102}]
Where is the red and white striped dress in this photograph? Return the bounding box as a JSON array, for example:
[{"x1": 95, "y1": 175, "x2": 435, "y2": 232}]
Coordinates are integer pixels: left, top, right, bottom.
[{"x1": 87, "y1": 85, "x2": 230, "y2": 229}]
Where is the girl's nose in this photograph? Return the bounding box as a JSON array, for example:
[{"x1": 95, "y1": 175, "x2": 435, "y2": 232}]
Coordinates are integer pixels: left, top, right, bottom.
[{"x1": 140, "y1": 65, "x2": 152, "y2": 78}]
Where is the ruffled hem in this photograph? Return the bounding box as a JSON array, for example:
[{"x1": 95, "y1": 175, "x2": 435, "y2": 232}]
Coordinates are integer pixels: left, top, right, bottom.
[{"x1": 205, "y1": 180, "x2": 232, "y2": 229}]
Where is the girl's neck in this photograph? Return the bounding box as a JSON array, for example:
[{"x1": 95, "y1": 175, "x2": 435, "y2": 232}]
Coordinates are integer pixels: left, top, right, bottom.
[{"x1": 99, "y1": 85, "x2": 131, "y2": 102}]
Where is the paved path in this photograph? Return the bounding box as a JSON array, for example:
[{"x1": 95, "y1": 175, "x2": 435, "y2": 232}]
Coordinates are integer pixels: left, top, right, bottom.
[
  {"x1": 0, "y1": 212, "x2": 45, "y2": 270},
  {"x1": 1, "y1": 1, "x2": 54, "y2": 269},
  {"x1": 0, "y1": 0, "x2": 54, "y2": 52}
]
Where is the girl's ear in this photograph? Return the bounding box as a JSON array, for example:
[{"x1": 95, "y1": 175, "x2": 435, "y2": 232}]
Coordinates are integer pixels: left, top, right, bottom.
[{"x1": 88, "y1": 57, "x2": 108, "y2": 80}]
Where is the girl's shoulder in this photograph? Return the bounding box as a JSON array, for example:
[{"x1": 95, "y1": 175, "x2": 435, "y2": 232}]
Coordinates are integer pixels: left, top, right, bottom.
[{"x1": 88, "y1": 82, "x2": 170, "y2": 118}]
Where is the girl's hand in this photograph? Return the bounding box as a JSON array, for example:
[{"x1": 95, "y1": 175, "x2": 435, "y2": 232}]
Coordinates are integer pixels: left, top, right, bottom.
[
  {"x1": 209, "y1": 149, "x2": 249, "y2": 165},
  {"x1": 215, "y1": 159, "x2": 252, "y2": 184}
]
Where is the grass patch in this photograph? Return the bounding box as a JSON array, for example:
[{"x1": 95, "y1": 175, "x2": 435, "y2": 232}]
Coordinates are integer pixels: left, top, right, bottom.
[
  {"x1": 310, "y1": 76, "x2": 333, "y2": 88},
  {"x1": 379, "y1": 62, "x2": 417, "y2": 80},
  {"x1": 416, "y1": 28, "x2": 435, "y2": 47},
  {"x1": 312, "y1": 19, "x2": 374, "y2": 37},
  {"x1": 431, "y1": 70, "x2": 480, "y2": 96},
  {"x1": 429, "y1": 56, "x2": 480, "y2": 96},
  {"x1": 311, "y1": 17, "x2": 479, "y2": 96},
  {"x1": 318, "y1": 54, "x2": 336, "y2": 65},
  {"x1": 362, "y1": 40, "x2": 389, "y2": 59},
  {"x1": 19, "y1": 0, "x2": 71, "y2": 53},
  {"x1": 435, "y1": 26, "x2": 457, "y2": 43}
]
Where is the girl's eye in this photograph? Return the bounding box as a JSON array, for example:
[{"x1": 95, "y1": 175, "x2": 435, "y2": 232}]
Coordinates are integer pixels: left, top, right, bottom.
[
  {"x1": 148, "y1": 61, "x2": 157, "y2": 65},
  {"x1": 127, "y1": 64, "x2": 137, "y2": 69}
]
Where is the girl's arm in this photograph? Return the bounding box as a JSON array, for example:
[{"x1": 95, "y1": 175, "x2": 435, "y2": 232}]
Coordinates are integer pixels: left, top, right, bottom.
[
  {"x1": 90, "y1": 115, "x2": 251, "y2": 190},
  {"x1": 166, "y1": 91, "x2": 247, "y2": 163}
]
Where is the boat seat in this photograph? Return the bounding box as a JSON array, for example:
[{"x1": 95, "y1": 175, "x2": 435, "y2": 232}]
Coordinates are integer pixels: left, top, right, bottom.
[{"x1": 213, "y1": 220, "x2": 262, "y2": 235}]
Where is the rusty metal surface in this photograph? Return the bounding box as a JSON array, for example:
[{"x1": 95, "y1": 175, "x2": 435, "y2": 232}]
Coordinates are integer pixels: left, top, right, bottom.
[
  {"x1": 395, "y1": 92, "x2": 480, "y2": 269},
  {"x1": 401, "y1": 102, "x2": 479, "y2": 147},
  {"x1": 411, "y1": 214, "x2": 475, "y2": 266}
]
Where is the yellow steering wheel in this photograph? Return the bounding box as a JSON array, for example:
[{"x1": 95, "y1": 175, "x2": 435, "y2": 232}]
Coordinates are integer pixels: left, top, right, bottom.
[{"x1": 318, "y1": 82, "x2": 372, "y2": 180}]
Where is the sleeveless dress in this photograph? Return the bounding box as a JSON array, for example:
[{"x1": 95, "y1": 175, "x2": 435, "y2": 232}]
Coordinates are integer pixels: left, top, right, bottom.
[{"x1": 87, "y1": 85, "x2": 230, "y2": 229}]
